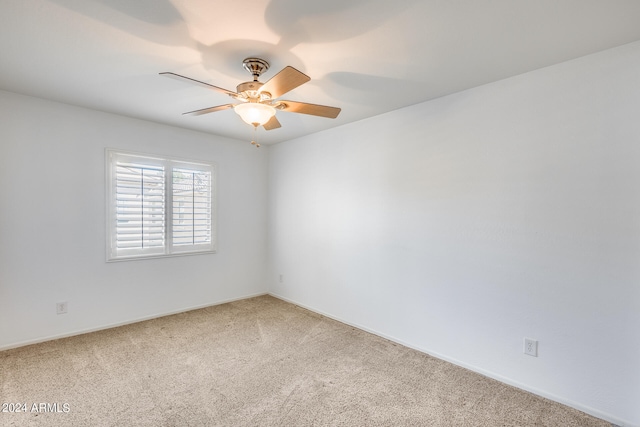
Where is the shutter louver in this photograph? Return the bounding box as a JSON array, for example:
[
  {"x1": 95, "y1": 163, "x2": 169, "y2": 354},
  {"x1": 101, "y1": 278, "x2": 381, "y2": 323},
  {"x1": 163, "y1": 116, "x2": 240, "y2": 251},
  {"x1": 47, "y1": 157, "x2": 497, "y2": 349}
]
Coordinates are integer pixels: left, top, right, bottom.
[
  {"x1": 115, "y1": 162, "x2": 165, "y2": 251},
  {"x1": 172, "y1": 168, "x2": 211, "y2": 247}
]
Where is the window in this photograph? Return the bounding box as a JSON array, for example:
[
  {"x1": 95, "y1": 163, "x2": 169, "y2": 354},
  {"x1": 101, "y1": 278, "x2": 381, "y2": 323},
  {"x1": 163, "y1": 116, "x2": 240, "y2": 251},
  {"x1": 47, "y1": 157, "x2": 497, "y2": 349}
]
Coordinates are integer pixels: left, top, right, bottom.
[{"x1": 106, "y1": 149, "x2": 216, "y2": 261}]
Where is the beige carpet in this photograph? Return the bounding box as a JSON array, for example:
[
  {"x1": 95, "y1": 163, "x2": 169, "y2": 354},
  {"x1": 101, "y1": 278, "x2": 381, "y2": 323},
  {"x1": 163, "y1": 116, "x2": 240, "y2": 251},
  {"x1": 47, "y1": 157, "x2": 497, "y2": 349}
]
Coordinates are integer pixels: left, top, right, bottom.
[{"x1": 1, "y1": 295, "x2": 610, "y2": 426}]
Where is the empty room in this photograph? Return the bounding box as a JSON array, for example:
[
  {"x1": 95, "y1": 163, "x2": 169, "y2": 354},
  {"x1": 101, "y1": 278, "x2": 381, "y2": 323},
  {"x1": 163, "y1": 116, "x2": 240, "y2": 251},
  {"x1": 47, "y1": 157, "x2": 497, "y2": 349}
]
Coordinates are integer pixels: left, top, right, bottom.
[{"x1": 1, "y1": 1, "x2": 639, "y2": 426}]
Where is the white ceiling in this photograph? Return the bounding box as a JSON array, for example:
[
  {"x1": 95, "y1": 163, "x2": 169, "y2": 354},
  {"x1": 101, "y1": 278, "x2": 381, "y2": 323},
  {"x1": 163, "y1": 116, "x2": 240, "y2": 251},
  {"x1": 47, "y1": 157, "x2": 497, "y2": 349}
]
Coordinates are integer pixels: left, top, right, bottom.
[{"x1": 2, "y1": 0, "x2": 640, "y2": 145}]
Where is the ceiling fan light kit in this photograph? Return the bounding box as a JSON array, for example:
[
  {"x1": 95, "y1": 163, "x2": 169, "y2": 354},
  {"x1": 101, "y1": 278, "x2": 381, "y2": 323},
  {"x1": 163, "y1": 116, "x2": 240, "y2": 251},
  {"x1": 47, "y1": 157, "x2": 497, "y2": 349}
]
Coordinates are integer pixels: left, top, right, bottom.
[
  {"x1": 234, "y1": 102, "x2": 276, "y2": 127},
  {"x1": 161, "y1": 57, "x2": 341, "y2": 147}
]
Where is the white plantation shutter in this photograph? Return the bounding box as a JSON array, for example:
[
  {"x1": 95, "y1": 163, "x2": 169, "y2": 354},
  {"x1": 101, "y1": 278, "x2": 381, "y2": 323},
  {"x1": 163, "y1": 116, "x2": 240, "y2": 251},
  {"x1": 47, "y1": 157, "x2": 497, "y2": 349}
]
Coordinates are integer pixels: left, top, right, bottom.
[
  {"x1": 107, "y1": 150, "x2": 216, "y2": 261},
  {"x1": 115, "y1": 162, "x2": 165, "y2": 251},
  {"x1": 172, "y1": 168, "x2": 212, "y2": 248}
]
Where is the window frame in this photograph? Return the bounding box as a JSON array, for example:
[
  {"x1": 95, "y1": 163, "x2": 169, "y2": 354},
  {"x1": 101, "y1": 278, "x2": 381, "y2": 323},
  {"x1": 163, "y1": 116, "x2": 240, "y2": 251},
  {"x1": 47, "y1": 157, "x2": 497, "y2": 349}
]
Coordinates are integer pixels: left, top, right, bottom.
[{"x1": 106, "y1": 149, "x2": 217, "y2": 262}]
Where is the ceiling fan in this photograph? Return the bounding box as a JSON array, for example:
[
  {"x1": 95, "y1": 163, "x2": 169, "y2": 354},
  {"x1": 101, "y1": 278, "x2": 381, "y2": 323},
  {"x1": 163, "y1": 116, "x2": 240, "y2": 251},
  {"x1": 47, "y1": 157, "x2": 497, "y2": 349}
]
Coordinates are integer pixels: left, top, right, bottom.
[{"x1": 160, "y1": 58, "x2": 341, "y2": 146}]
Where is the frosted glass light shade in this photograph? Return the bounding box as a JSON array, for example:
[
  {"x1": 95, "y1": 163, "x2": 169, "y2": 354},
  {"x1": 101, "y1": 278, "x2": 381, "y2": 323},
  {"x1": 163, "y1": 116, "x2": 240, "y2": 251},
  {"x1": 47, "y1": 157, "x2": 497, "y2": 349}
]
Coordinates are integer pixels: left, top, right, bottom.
[{"x1": 234, "y1": 102, "x2": 276, "y2": 126}]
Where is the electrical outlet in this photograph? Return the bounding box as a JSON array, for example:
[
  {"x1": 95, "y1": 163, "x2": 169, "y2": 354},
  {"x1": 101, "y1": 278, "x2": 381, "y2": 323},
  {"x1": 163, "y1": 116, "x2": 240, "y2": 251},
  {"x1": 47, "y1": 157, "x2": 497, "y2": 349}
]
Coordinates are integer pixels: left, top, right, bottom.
[
  {"x1": 524, "y1": 338, "x2": 538, "y2": 357},
  {"x1": 279, "y1": 274, "x2": 283, "y2": 283},
  {"x1": 56, "y1": 301, "x2": 68, "y2": 315}
]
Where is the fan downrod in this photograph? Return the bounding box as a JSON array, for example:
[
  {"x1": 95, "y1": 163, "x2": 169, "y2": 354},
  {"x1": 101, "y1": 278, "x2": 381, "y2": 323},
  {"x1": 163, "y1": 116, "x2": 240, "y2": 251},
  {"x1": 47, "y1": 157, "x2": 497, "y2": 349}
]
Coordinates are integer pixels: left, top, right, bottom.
[{"x1": 242, "y1": 58, "x2": 270, "y2": 81}]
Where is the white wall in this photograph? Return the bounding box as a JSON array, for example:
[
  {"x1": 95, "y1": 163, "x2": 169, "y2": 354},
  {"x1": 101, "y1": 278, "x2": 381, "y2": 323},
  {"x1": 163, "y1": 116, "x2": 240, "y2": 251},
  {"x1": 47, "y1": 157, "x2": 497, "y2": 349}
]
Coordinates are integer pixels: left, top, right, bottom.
[
  {"x1": 268, "y1": 41, "x2": 640, "y2": 426},
  {"x1": 0, "y1": 90, "x2": 269, "y2": 350}
]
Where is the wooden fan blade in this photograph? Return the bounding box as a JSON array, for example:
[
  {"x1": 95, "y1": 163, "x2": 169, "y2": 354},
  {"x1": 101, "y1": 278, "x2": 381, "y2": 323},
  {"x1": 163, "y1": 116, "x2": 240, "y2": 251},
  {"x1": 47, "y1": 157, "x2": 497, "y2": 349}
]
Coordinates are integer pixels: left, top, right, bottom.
[
  {"x1": 263, "y1": 115, "x2": 281, "y2": 130},
  {"x1": 259, "y1": 66, "x2": 310, "y2": 98},
  {"x1": 279, "y1": 100, "x2": 341, "y2": 118},
  {"x1": 183, "y1": 104, "x2": 234, "y2": 116},
  {"x1": 160, "y1": 72, "x2": 237, "y2": 97}
]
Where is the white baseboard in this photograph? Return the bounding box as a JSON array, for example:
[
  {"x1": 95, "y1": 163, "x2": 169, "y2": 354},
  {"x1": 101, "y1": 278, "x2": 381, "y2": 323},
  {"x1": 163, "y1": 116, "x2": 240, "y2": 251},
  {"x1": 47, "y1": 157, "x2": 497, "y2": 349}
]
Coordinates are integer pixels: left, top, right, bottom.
[
  {"x1": 268, "y1": 292, "x2": 635, "y2": 427},
  {"x1": 0, "y1": 292, "x2": 268, "y2": 352}
]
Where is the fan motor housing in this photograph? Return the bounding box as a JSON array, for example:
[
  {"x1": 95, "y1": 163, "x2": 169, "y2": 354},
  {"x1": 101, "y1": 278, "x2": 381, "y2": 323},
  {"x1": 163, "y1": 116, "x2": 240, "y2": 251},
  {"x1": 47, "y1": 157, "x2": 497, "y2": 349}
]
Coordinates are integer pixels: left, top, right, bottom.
[
  {"x1": 237, "y1": 81, "x2": 272, "y2": 101},
  {"x1": 236, "y1": 81, "x2": 264, "y2": 93}
]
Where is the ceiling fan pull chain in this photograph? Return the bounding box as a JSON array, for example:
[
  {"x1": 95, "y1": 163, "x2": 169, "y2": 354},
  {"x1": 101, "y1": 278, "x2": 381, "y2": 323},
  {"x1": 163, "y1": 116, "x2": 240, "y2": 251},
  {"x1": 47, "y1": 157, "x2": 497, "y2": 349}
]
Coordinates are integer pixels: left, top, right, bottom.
[{"x1": 250, "y1": 125, "x2": 260, "y2": 148}]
